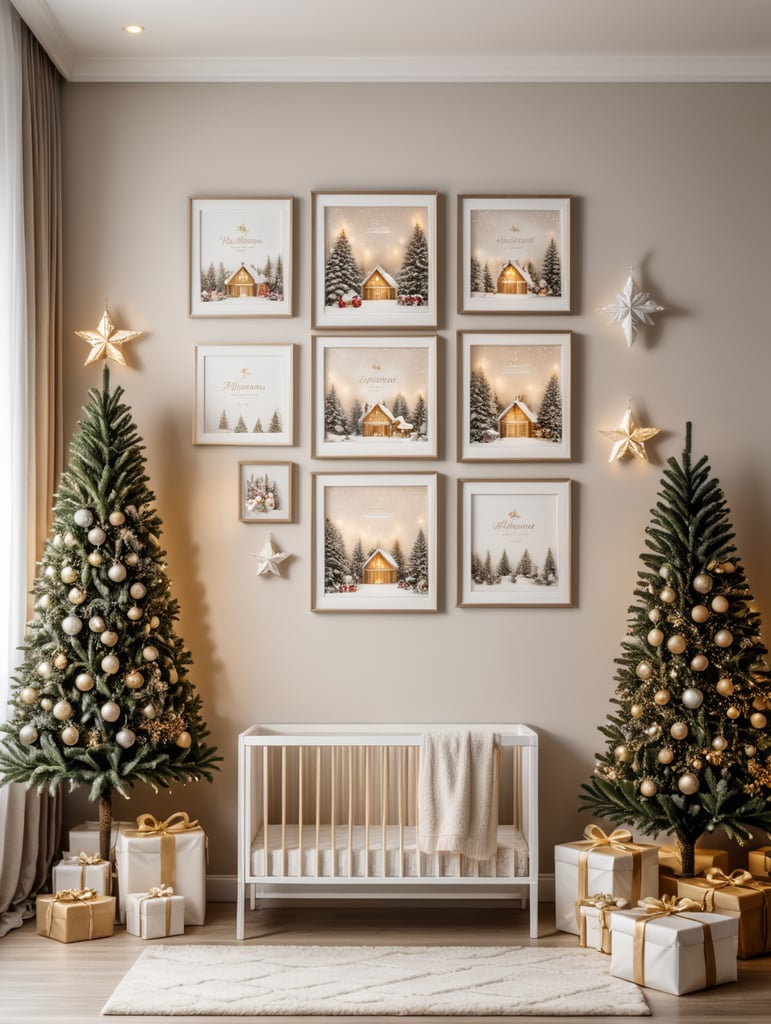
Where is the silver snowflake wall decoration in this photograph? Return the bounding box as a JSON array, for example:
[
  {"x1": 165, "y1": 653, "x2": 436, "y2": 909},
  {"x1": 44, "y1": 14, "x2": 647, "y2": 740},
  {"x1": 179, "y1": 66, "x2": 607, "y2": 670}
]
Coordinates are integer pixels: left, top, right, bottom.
[{"x1": 602, "y1": 271, "x2": 664, "y2": 347}]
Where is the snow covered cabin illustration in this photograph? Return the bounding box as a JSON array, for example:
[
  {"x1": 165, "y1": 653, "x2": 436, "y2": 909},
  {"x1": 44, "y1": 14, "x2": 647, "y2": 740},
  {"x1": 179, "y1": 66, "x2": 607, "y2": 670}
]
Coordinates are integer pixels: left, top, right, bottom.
[
  {"x1": 362, "y1": 548, "x2": 399, "y2": 585},
  {"x1": 496, "y1": 261, "x2": 529, "y2": 295},
  {"x1": 226, "y1": 263, "x2": 269, "y2": 298},
  {"x1": 362, "y1": 265, "x2": 398, "y2": 301},
  {"x1": 360, "y1": 402, "x2": 413, "y2": 439},
  {"x1": 497, "y1": 399, "x2": 537, "y2": 439}
]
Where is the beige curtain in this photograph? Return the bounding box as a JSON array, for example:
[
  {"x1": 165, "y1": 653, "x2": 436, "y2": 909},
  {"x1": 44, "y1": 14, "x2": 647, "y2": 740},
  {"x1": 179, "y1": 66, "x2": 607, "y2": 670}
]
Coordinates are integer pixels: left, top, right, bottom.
[{"x1": 0, "y1": 11, "x2": 63, "y2": 938}]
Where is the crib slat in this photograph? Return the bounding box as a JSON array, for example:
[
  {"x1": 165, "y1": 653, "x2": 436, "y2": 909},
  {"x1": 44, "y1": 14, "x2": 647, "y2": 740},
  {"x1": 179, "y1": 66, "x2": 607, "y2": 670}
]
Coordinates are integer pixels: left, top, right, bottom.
[
  {"x1": 330, "y1": 747, "x2": 337, "y2": 878},
  {"x1": 281, "y1": 745, "x2": 287, "y2": 877},
  {"x1": 347, "y1": 747, "x2": 353, "y2": 879},
  {"x1": 381, "y1": 746, "x2": 387, "y2": 878},
  {"x1": 298, "y1": 746, "x2": 304, "y2": 877},
  {"x1": 364, "y1": 746, "x2": 371, "y2": 878},
  {"x1": 414, "y1": 746, "x2": 422, "y2": 878},
  {"x1": 262, "y1": 745, "x2": 269, "y2": 877},
  {"x1": 398, "y1": 746, "x2": 405, "y2": 878},
  {"x1": 315, "y1": 746, "x2": 321, "y2": 878}
]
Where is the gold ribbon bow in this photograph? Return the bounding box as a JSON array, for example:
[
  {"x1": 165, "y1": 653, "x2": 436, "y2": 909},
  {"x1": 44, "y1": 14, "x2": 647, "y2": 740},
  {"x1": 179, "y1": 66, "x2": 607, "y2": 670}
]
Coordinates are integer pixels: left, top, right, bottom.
[
  {"x1": 575, "y1": 893, "x2": 628, "y2": 953},
  {"x1": 633, "y1": 895, "x2": 716, "y2": 988},
  {"x1": 74, "y1": 851, "x2": 106, "y2": 865},
  {"x1": 576, "y1": 824, "x2": 644, "y2": 905},
  {"x1": 139, "y1": 884, "x2": 176, "y2": 936},
  {"x1": 46, "y1": 888, "x2": 98, "y2": 939},
  {"x1": 702, "y1": 867, "x2": 771, "y2": 952},
  {"x1": 130, "y1": 811, "x2": 200, "y2": 835}
]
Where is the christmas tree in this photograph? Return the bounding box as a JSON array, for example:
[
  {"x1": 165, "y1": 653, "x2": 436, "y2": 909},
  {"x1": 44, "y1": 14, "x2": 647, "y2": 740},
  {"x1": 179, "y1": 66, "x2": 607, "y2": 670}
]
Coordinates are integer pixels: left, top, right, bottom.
[
  {"x1": 580, "y1": 423, "x2": 771, "y2": 875},
  {"x1": 397, "y1": 222, "x2": 429, "y2": 302},
  {"x1": 0, "y1": 368, "x2": 220, "y2": 860},
  {"x1": 324, "y1": 229, "x2": 361, "y2": 306}
]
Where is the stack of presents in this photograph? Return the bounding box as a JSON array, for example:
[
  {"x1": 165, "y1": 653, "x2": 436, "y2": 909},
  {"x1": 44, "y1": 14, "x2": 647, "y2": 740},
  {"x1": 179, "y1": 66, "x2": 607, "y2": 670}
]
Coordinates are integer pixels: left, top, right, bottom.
[
  {"x1": 556, "y1": 823, "x2": 771, "y2": 995},
  {"x1": 35, "y1": 811, "x2": 206, "y2": 943}
]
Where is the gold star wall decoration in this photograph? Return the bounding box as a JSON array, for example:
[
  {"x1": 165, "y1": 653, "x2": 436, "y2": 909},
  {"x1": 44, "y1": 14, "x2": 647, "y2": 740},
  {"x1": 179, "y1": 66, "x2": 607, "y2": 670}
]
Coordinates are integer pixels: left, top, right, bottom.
[
  {"x1": 600, "y1": 403, "x2": 661, "y2": 462},
  {"x1": 75, "y1": 306, "x2": 142, "y2": 366}
]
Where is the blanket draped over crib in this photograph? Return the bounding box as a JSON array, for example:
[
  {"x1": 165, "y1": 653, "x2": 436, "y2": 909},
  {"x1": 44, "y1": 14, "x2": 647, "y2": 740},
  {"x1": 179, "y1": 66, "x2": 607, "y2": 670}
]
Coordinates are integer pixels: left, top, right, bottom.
[{"x1": 418, "y1": 731, "x2": 498, "y2": 861}]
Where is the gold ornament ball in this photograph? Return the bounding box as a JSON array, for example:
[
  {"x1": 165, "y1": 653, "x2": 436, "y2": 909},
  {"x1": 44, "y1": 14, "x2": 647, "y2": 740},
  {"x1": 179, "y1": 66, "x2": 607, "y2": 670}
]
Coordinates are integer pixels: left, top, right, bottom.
[
  {"x1": 63, "y1": 531, "x2": 76, "y2": 547},
  {"x1": 636, "y1": 661, "x2": 654, "y2": 680},
  {"x1": 670, "y1": 722, "x2": 689, "y2": 740},
  {"x1": 168, "y1": 668, "x2": 179, "y2": 684},
  {"x1": 176, "y1": 731, "x2": 192, "y2": 749},
  {"x1": 61, "y1": 725, "x2": 80, "y2": 746},
  {"x1": 690, "y1": 654, "x2": 709, "y2": 672},
  {"x1": 750, "y1": 713, "x2": 767, "y2": 730},
  {"x1": 721, "y1": 561, "x2": 736, "y2": 574},
  {"x1": 150, "y1": 616, "x2": 160, "y2": 629},
  {"x1": 654, "y1": 689, "x2": 671, "y2": 705},
  {"x1": 678, "y1": 772, "x2": 700, "y2": 795},
  {"x1": 60, "y1": 566, "x2": 77, "y2": 584},
  {"x1": 667, "y1": 634, "x2": 687, "y2": 654},
  {"x1": 125, "y1": 552, "x2": 139, "y2": 567},
  {"x1": 614, "y1": 744, "x2": 630, "y2": 762},
  {"x1": 646, "y1": 723, "x2": 662, "y2": 739},
  {"x1": 692, "y1": 573, "x2": 713, "y2": 594},
  {"x1": 75, "y1": 672, "x2": 94, "y2": 691},
  {"x1": 37, "y1": 594, "x2": 50, "y2": 610},
  {"x1": 88, "y1": 615, "x2": 106, "y2": 632},
  {"x1": 142, "y1": 645, "x2": 159, "y2": 662},
  {"x1": 68, "y1": 587, "x2": 87, "y2": 606},
  {"x1": 53, "y1": 653, "x2": 68, "y2": 670},
  {"x1": 142, "y1": 704, "x2": 156, "y2": 719},
  {"x1": 711, "y1": 736, "x2": 728, "y2": 751},
  {"x1": 100, "y1": 629, "x2": 119, "y2": 647},
  {"x1": 127, "y1": 605, "x2": 143, "y2": 621},
  {"x1": 752, "y1": 696, "x2": 767, "y2": 711},
  {"x1": 101, "y1": 654, "x2": 120, "y2": 675},
  {"x1": 746, "y1": 745, "x2": 757, "y2": 757},
  {"x1": 125, "y1": 670, "x2": 144, "y2": 689},
  {"x1": 692, "y1": 758, "x2": 704, "y2": 770},
  {"x1": 108, "y1": 510, "x2": 126, "y2": 527},
  {"x1": 647, "y1": 628, "x2": 664, "y2": 647},
  {"x1": 53, "y1": 700, "x2": 72, "y2": 721},
  {"x1": 714, "y1": 629, "x2": 734, "y2": 648},
  {"x1": 130, "y1": 582, "x2": 147, "y2": 600},
  {"x1": 658, "y1": 747, "x2": 675, "y2": 764},
  {"x1": 660, "y1": 586, "x2": 677, "y2": 604},
  {"x1": 649, "y1": 608, "x2": 661, "y2": 623},
  {"x1": 630, "y1": 704, "x2": 643, "y2": 719},
  {"x1": 36, "y1": 660, "x2": 52, "y2": 679},
  {"x1": 40, "y1": 697, "x2": 51, "y2": 710},
  {"x1": 716, "y1": 677, "x2": 735, "y2": 697},
  {"x1": 640, "y1": 779, "x2": 658, "y2": 797},
  {"x1": 20, "y1": 686, "x2": 38, "y2": 705},
  {"x1": 87, "y1": 551, "x2": 103, "y2": 567},
  {"x1": 711, "y1": 595, "x2": 730, "y2": 614},
  {"x1": 726, "y1": 706, "x2": 741, "y2": 720},
  {"x1": 691, "y1": 604, "x2": 710, "y2": 623}
]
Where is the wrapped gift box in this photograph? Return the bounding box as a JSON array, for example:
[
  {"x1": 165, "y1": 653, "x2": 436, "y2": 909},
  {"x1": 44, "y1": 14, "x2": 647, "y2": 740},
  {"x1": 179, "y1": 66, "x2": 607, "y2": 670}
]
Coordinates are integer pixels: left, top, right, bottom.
[
  {"x1": 68, "y1": 820, "x2": 132, "y2": 857},
  {"x1": 576, "y1": 895, "x2": 629, "y2": 953},
  {"x1": 675, "y1": 870, "x2": 771, "y2": 959},
  {"x1": 748, "y1": 846, "x2": 771, "y2": 879},
  {"x1": 115, "y1": 812, "x2": 206, "y2": 925},
  {"x1": 555, "y1": 826, "x2": 659, "y2": 934},
  {"x1": 609, "y1": 902, "x2": 738, "y2": 995},
  {"x1": 36, "y1": 891, "x2": 115, "y2": 943},
  {"x1": 659, "y1": 845, "x2": 728, "y2": 878},
  {"x1": 126, "y1": 887, "x2": 185, "y2": 939},
  {"x1": 52, "y1": 853, "x2": 111, "y2": 896}
]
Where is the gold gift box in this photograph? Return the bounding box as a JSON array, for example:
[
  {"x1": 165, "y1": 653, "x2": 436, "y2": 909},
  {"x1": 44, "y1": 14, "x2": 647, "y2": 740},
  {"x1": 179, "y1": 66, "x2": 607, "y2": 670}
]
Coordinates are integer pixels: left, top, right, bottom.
[
  {"x1": 747, "y1": 846, "x2": 771, "y2": 879},
  {"x1": 36, "y1": 891, "x2": 115, "y2": 943},
  {"x1": 675, "y1": 872, "x2": 771, "y2": 960},
  {"x1": 658, "y1": 846, "x2": 729, "y2": 876}
]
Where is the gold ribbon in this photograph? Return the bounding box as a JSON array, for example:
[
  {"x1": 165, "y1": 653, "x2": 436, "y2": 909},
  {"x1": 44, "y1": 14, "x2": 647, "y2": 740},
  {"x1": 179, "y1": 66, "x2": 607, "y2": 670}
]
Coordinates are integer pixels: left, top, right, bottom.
[
  {"x1": 701, "y1": 867, "x2": 771, "y2": 952},
  {"x1": 45, "y1": 888, "x2": 98, "y2": 940},
  {"x1": 633, "y1": 896, "x2": 716, "y2": 988},
  {"x1": 138, "y1": 884, "x2": 176, "y2": 937},
  {"x1": 124, "y1": 812, "x2": 201, "y2": 889},
  {"x1": 65, "y1": 852, "x2": 107, "y2": 889},
  {"x1": 576, "y1": 825, "x2": 644, "y2": 904},
  {"x1": 575, "y1": 893, "x2": 627, "y2": 953}
]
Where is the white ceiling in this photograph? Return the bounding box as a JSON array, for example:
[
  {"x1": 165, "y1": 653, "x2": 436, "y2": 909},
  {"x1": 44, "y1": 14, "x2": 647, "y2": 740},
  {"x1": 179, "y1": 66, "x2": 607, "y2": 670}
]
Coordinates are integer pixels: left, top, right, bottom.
[{"x1": 11, "y1": 0, "x2": 771, "y2": 83}]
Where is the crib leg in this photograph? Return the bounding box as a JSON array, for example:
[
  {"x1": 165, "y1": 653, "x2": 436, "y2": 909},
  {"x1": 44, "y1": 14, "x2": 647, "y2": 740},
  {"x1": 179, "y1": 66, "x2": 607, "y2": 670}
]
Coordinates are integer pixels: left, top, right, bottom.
[
  {"x1": 529, "y1": 885, "x2": 539, "y2": 938},
  {"x1": 236, "y1": 884, "x2": 245, "y2": 941}
]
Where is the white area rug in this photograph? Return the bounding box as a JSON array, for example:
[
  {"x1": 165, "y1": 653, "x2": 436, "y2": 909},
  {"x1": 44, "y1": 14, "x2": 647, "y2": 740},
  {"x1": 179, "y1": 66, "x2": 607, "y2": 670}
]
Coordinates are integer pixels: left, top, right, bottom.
[{"x1": 101, "y1": 944, "x2": 650, "y2": 1016}]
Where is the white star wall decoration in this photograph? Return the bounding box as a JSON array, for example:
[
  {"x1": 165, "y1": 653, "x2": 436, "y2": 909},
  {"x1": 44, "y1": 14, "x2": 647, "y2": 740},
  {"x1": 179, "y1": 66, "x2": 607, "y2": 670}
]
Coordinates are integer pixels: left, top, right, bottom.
[
  {"x1": 602, "y1": 272, "x2": 664, "y2": 346},
  {"x1": 252, "y1": 534, "x2": 290, "y2": 577}
]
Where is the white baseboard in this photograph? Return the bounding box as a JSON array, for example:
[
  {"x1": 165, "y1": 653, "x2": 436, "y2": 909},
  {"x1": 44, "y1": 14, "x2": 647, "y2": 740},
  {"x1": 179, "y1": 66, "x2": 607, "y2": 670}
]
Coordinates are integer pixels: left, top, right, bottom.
[{"x1": 207, "y1": 873, "x2": 556, "y2": 904}]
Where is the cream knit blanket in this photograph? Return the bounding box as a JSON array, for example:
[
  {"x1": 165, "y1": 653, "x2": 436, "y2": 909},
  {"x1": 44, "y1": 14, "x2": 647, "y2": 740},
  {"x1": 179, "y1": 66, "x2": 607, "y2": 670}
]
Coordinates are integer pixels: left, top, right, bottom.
[{"x1": 417, "y1": 731, "x2": 498, "y2": 861}]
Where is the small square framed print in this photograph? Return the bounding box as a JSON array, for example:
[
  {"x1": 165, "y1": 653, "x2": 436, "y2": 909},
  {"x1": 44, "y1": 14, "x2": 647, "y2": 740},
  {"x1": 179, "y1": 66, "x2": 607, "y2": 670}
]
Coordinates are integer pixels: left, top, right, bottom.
[
  {"x1": 239, "y1": 462, "x2": 293, "y2": 523},
  {"x1": 458, "y1": 195, "x2": 572, "y2": 314}
]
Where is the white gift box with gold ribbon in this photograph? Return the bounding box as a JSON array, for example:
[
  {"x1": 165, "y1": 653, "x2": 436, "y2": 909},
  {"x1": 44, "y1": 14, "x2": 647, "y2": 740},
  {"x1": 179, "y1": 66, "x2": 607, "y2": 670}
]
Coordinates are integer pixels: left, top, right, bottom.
[
  {"x1": 126, "y1": 885, "x2": 185, "y2": 939},
  {"x1": 52, "y1": 852, "x2": 111, "y2": 896},
  {"x1": 609, "y1": 897, "x2": 738, "y2": 995},
  {"x1": 576, "y1": 894, "x2": 629, "y2": 953},
  {"x1": 555, "y1": 825, "x2": 659, "y2": 934},
  {"x1": 115, "y1": 812, "x2": 206, "y2": 925},
  {"x1": 68, "y1": 820, "x2": 133, "y2": 856}
]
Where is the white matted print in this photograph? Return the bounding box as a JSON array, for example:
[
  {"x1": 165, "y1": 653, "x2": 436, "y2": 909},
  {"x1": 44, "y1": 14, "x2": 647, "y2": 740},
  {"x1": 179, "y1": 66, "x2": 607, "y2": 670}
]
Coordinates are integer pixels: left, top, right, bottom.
[
  {"x1": 458, "y1": 331, "x2": 571, "y2": 462},
  {"x1": 189, "y1": 197, "x2": 293, "y2": 317},
  {"x1": 239, "y1": 462, "x2": 293, "y2": 523},
  {"x1": 458, "y1": 195, "x2": 571, "y2": 314},
  {"x1": 459, "y1": 479, "x2": 572, "y2": 607},
  {"x1": 312, "y1": 473, "x2": 438, "y2": 612},
  {"x1": 194, "y1": 344, "x2": 294, "y2": 445},
  {"x1": 313, "y1": 335, "x2": 438, "y2": 459},
  {"x1": 312, "y1": 192, "x2": 438, "y2": 330}
]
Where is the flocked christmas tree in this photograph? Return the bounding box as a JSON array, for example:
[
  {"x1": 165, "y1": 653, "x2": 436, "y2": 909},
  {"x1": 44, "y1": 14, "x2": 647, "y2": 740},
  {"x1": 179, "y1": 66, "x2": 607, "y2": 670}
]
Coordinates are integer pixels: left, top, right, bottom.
[
  {"x1": 580, "y1": 423, "x2": 771, "y2": 875},
  {"x1": 0, "y1": 368, "x2": 220, "y2": 860}
]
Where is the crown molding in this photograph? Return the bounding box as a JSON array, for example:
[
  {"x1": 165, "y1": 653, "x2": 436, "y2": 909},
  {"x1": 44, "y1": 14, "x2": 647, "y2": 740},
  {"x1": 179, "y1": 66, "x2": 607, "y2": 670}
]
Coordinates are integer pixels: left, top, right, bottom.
[
  {"x1": 11, "y1": 0, "x2": 74, "y2": 78},
  {"x1": 65, "y1": 54, "x2": 771, "y2": 84}
]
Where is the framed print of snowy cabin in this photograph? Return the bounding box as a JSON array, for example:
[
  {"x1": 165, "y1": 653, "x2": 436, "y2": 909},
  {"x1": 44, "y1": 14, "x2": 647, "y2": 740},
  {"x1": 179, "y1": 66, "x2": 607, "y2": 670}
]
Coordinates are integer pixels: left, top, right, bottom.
[
  {"x1": 458, "y1": 331, "x2": 572, "y2": 462},
  {"x1": 312, "y1": 335, "x2": 438, "y2": 459},
  {"x1": 189, "y1": 197, "x2": 293, "y2": 317},
  {"x1": 193, "y1": 344, "x2": 294, "y2": 445},
  {"x1": 238, "y1": 461, "x2": 293, "y2": 523},
  {"x1": 311, "y1": 472, "x2": 438, "y2": 612},
  {"x1": 311, "y1": 192, "x2": 438, "y2": 330},
  {"x1": 457, "y1": 195, "x2": 572, "y2": 314},
  {"x1": 458, "y1": 479, "x2": 572, "y2": 608}
]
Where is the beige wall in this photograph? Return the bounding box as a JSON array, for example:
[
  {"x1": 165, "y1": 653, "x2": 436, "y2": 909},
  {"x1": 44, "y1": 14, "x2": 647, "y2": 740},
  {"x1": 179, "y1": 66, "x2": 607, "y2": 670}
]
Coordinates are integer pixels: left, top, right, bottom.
[{"x1": 60, "y1": 83, "x2": 771, "y2": 880}]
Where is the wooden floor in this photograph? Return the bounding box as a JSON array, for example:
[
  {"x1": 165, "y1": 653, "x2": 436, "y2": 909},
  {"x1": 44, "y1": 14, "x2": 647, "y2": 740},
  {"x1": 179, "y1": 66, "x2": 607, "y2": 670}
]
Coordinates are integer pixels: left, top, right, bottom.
[{"x1": 1, "y1": 901, "x2": 769, "y2": 1023}]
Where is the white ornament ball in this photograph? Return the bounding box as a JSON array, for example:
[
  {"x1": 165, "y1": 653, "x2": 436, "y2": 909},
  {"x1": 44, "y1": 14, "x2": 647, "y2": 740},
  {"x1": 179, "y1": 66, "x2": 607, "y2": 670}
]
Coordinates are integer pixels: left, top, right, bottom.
[
  {"x1": 716, "y1": 676, "x2": 734, "y2": 697},
  {"x1": 714, "y1": 629, "x2": 734, "y2": 648},
  {"x1": 53, "y1": 700, "x2": 72, "y2": 721},
  {"x1": 142, "y1": 645, "x2": 159, "y2": 662},
  {"x1": 87, "y1": 526, "x2": 107, "y2": 546},
  {"x1": 36, "y1": 661, "x2": 52, "y2": 679},
  {"x1": 125, "y1": 553, "x2": 139, "y2": 567},
  {"x1": 682, "y1": 687, "x2": 704, "y2": 709},
  {"x1": 37, "y1": 594, "x2": 51, "y2": 610},
  {"x1": 690, "y1": 654, "x2": 709, "y2": 672},
  {"x1": 20, "y1": 686, "x2": 38, "y2": 705},
  {"x1": 116, "y1": 728, "x2": 136, "y2": 749},
  {"x1": 108, "y1": 563, "x2": 127, "y2": 583},
  {"x1": 127, "y1": 606, "x2": 143, "y2": 622},
  {"x1": 100, "y1": 701, "x2": 120, "y2": 722},
  {"x1": 125, "y1": 670, "x2": 144, "y2": 689},
  {"x1": 101, "y1": 654, "x2": 120, "y2": 675},
  {"x1": 691, "y1": 604, "x2": 710, "y2": 623},
  {"x1": 640, "y1": 779, "x2": 658, "y2": 797},
  {"x1": 648, "y1": 609, "x2": 661, "y2": 623},
  {"x1": 142, "y1": 704, "x2": 156, "y2": 719},
  {"x1": 636, "y1": 661, "x2": 654, "y2": 681},
  {"x1": 712, "y1": 736, "x2": 728, "y2": 751},
  {"x1": 130, "y1": 582, "x2": 147, "y2": 600},
  {"x1": 53, "y1": 653, "x2": 68, "y2": 670},
  {"x1": 176, "y1": 731, "x2": 192, "y2": 749},
  {"x1": 667, "y1": 634, "x2": 687, "y2": 655},
  {"x1": 73, "y1": 508, "x2": 93, "y2": 528},
  {"x1": 53, "y1": 533, "x2": 63, "y2": 548},
  {"x1": 647, "y1": 628, "x2": 664, "y2": 647},
  {"x1": 746, "y1": 745, "x2": 757, "y2": 757},
  {"x1": 750, "y1": 712, "x2": 767, "y2": 730},
  {"x1": 60, "y1": 566, "x2": 77, "y2": 584},
  {"x1": 108, "y1": 510, "x2": 125, "y2": 527},
  {"x1": 61, "y1": 725, "x2": 79, "y2": 746},
  {"x1": 87, "y1": 550, "x2": 104, "y2": 567},
  {"x1": 44, "y1": 565, "x2": 56, "y2": 579},
  {"x1": 711, "y1": 595, "x2": 730, "y2": 614},
  {"x1": 670, "y1": 721, "x2": 689, "y2": 740},
  {"x1": 658, "y1": 747, "x2": 675, "y2": 765},
  {"x1": 40, "y1": 697, "x2": 53, "y2": 711},
  {"x1": 19, "y1": 723, "x2": 38, "y2": 746},
  {"x1": 100, "y1": 630, "x2": 119, "y2": 647},
  {"x1": 660, "y1": 586, "x2": 677, "y2": 604},
  {"x1": 89, "y1": 615, "x2": 106, "y2": 632},
  {"x1": 62, "y1": 615, "x2": 83, "y2": 636},
  {"x1": 75, "y1": 672, "x2": 95, "y2": 692},
  {"x1": 68, "y1": 587, "x2": 87, "y2": 606},
  {"x1": 693, "y1": 573, "x2": 713, "y2": 594},
  {"x1": 63, "y1": 531, "x2": 76, "y2": 547},
  {"x1": 678, "y1": 772, "x2": 700, "y2": 795}
]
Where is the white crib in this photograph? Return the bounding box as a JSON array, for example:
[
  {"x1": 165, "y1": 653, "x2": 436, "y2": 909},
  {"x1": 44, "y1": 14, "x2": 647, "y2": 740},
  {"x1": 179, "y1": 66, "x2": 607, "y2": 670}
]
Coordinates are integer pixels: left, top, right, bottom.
[{"x1": 236, "y1": 723, "x2": 539, "y2": 939}]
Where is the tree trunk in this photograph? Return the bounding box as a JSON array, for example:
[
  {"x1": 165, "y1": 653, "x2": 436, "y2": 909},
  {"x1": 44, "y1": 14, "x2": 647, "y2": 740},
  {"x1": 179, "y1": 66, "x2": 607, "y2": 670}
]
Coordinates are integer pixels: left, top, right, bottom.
[
  {"x1": 98, "y1": 793, "x2": 113, "y2": 863},
  {"x1": 674, "y1": 833, "x2": 696, "y2": 877}
]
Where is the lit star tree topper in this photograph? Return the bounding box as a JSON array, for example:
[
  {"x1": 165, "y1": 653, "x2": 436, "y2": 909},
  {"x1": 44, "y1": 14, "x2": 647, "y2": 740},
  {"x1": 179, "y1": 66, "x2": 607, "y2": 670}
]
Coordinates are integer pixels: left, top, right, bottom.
[
  {"x1": 601, "y1": 403, "x2": 661, "y2": 462},
  {"x1": 602, "y1": 272, "x2": 664, "y2": 347},
  {"x1": 75, "y1": 305, "x2": 142, "y2": 366}
]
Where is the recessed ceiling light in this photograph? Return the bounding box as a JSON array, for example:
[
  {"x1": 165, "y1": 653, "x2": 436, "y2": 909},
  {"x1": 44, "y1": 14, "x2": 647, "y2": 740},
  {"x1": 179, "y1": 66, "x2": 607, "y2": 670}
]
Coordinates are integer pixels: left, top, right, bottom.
[{"x1": 122, "y1": 24, "x2": 145, "y2": 34}]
